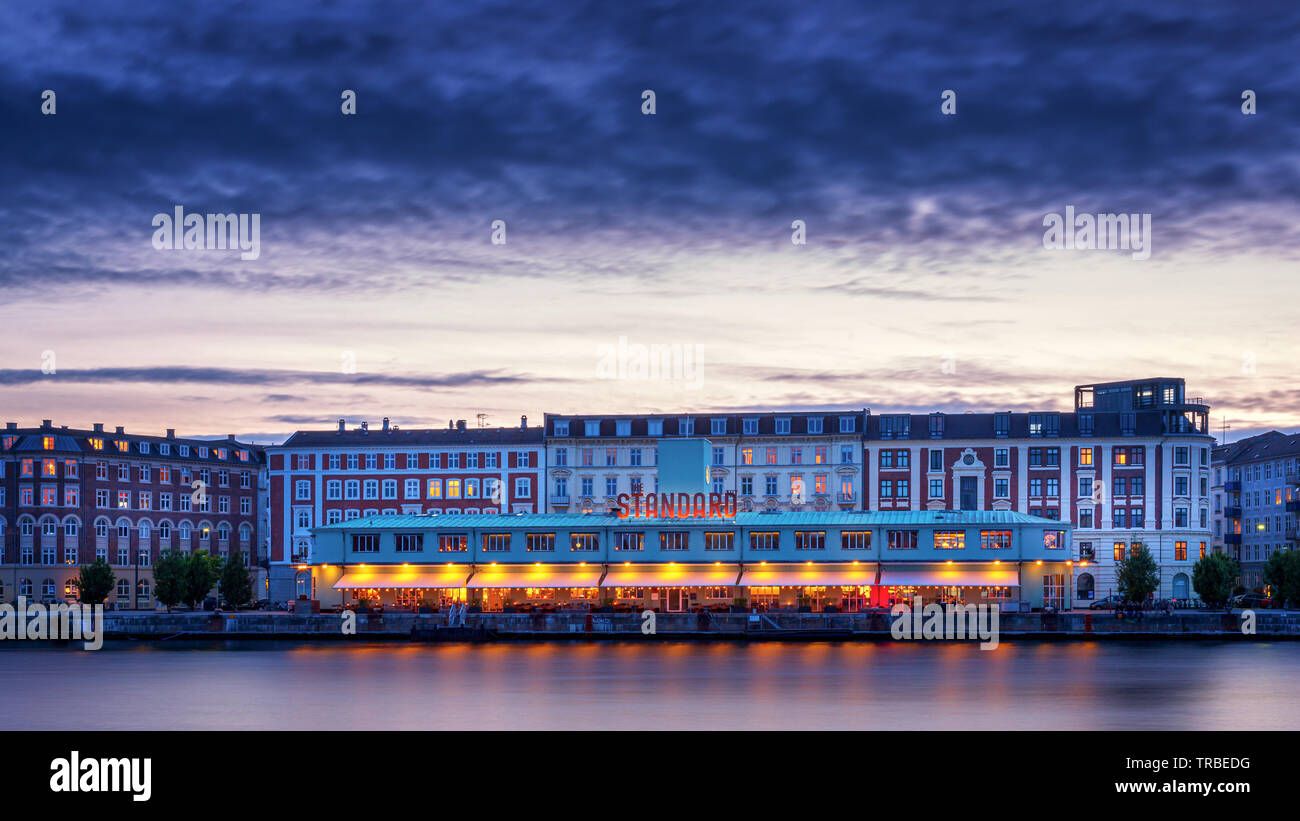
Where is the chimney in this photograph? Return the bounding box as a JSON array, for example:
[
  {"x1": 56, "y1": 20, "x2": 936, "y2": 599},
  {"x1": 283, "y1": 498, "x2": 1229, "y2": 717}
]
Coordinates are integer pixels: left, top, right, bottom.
[
  {"x1": 92, "y1": 423, "x2": 104, "y2": 433},
  {"x1": 361, "y1": 421, "x2": 369, "y2": 432},
  {"x1": 115, "y1": 426, "x2": 125, "y2": 434},
  {"x1": 382, "y1": 417, "x2": 390, "y2": 432},
  {"x1": 6, "y1": 422, "x2": 17, "y2": 431},
  {"x1": 448, "y1": 420, "x2": 454, "y2": 430},
  {"x1": 337, "y1": 418, "x2": 345, "y2": 434},
  {"x1": 456, "y1": 419, "x2": 467, "y2": 432},
  {"x1": 41, "y1": 419, "x2": 52, "y2": 429},
  {"x1": 521, "y1": 415, "x2": 527, "y2": 430},
  {"x1": 166, "y1": 429, "x2": 175, "y2": 439},
  {"x1": 227, "y1": 434, "x2": 236, "y2": 441}
]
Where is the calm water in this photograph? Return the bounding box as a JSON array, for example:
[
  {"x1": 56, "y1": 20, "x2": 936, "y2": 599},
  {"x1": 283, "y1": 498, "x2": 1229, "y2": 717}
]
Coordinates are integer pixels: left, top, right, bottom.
[{"x1": 1, "y1": 639, "x2": 1296, "y2": 730}]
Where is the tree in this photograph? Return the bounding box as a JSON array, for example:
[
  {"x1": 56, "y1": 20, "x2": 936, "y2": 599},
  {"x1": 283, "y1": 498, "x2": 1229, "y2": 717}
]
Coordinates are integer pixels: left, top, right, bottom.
[
  {"x1": 153, "y1": 550, "x2": 188, "y2": 612},
  {"x1": 1116, "y1": 544, "x2": 1160, "y2": 604},
  {"x1": 219, "y1": 551, "x2": 253, "y2": 609},
  {"x1": 1192, "y1": 552, "x2": 1238, "y2": 608},
  {"x1": 1264, "y1": 549, "x2": 1300, "y2": 608},
  {"x1": 183, "y1": 550, "x2": 222, "y2": 609},
  {"x1": 77, "y1": 558, "x2": 116, "y2": 606}
]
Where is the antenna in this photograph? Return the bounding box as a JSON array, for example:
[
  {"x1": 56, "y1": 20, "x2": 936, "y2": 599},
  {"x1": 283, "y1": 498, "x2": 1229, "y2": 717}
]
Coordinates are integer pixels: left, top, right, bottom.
[
  {"x1": 476, "y1": 413, "x2": 488, "y2": 428},
  {"x1": 1219, "y1": 416, "x2": 1232, "y2": 446}
]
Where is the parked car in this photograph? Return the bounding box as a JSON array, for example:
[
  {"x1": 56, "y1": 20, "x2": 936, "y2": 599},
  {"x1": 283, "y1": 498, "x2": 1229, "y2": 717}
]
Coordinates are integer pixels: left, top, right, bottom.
[
  {"x1": 1228, "y1": 593, "x2": 1270, "y2": 609},
  {"x1": 1089, "y1": 595, "x2": 1123, "y2": 610}
]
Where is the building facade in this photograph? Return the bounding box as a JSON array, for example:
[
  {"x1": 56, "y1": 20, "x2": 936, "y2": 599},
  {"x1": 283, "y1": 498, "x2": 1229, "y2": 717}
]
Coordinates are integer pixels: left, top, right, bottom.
[
  {"x1": 544, "y1": 378, "x2": 1213, "y2": 602},
  {"x1": 1211, "y1": 431, "x2": 1300, "y2": 591},
  {"x1": 0, "y1": 420, "x2": 265, "y2": 607},
  {"x1": 306, "y1": 509, "x2": 1075, "y2": 612},
  {"x1": 266, "y1": 416, "x2": 544, "y2": 602},
  {"x1": 543, "y1": 411, "x2": 868, "y2": 514}
]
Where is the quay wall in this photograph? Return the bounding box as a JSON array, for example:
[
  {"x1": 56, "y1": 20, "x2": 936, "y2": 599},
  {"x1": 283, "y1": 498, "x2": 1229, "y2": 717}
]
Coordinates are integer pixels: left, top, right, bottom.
[{"x1": 98, "y1": 610, "x2": 1300, "y2": 640}]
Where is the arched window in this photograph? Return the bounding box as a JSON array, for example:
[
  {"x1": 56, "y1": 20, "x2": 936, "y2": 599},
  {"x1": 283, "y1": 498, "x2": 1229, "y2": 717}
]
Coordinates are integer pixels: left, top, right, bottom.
[
  {"x1": 117, "y1": 521, "x2": 131, "y2": 538},
  {"x1": 199, "y1": 525, "x2": 211, "y2": 543},
  {"x1": 116, "y1": 579, "x2": 131, "y2": 598},
  {"x1": 41, "y1": 578, "x2": 56, "y2": 601},
  {"x1": 1076, "y1": 573, "x2": 1095, "y2": 600},
  {"x1": 64, "y1": 520, "x2": 78, "y2": 537},
  {"x1": 239, "y1": 524, "x2": 252, "y2": 545},
  {"x1": 19, "y1": 517, "x2": 35, "y2": 537},
  {"x1": 137, "y1": 579, "x2": 151, "y2": 598},
  {"x1": 18, "y1": 578, "x2": 32, "y2": 598},
  {"x1": 42, "y1": 520, "x2": 57, "y2": 537},
  {"x1": 217, "y1": 524, "x2": 230, "y2": 543},
  {"x1": 64, "y1": 579, "x2": 79, "y2": 599},
  {"x1": 138, "y1": 521, "x2": 151, "y2": 540},
  {"x1": 95, "y1": 519, "x2": 110, "y2": 538},
  {"x1": 1172, "y1": 573, "x2": 1190, "y2": 600},
  {"x1": 159, "y1": 522, "x2": 171, "y2": 540},
  {"x1": 179, "y1": 523, "x2": 192, "y2": 540}
]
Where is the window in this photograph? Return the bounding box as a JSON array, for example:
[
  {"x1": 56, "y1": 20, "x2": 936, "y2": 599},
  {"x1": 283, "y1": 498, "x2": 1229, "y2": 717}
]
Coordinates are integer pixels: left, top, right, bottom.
[
  {"x1": 392, "y1": 532, "x2": 423, "y2": 550},
  {"x1": 840, "y1": 445, "x2": 853, "y2": 464},
  {"x1": 525, "y1": 533, "x2": 555, "y2": 552},
  {"x1": 880, "y1": 415, "x2": 910, "y2": 439},
  {"x1": 994, "y1": 448, "x2": 1009, "y2": 468},
  {"x1": 1174, "y1": 541, "x2": 1188, "y2": 561},
  {"x1": 1043, "y1": 530, "x2": 1065, "y2": 550},
  {"x1": 294, "y1": 480, "x2": 311, "y2": 501},
  {"x1": 750, "y1": 532, "x2": 779, "y2": 551},
  {"x1": 446, "y1": 479, "x2": 461, "y2": 499},
  {"x1": 704, "y1": 532, "x2": 734, "y2": 551},
  {"x1": 841, "y1": 531, "x2": 871, "y2": 550},
  {"x1": 1174, "y1": 446, "x2": 1190, "y2": 466},
  {"x1": 934, "y1": 531, "x2": 965, "y2": 550},
  {"x1": 615, "y1": 532, "x2": 644, "y2": 552},
  {"x1": 928, "y1": 479, "x2": 943, "y2": 498},
  {"x1": 980, "y1": 530, "x2": 1011, "y2": 549},
  {"x1": 740, "y1": 448, "x2": 753, "y2": 466},
  {"x1": 439, "y1": 534, "x2": 467, "y2": 552},
  {"x1": 928, "y1": 413, "x2": 944, "y2": 438},
  {"x1": 483, "y1": 534, "x2": 511, "y2": 552},
  {"x1": 774, "y1": 418, "x2": 791, "y2": 434},
  {"x1": 660, "y1": 531, "x2": 689, "y2": 551},
  {"x1": 1079, "y1": 447, "x2": 1093, "y2": 467},
  {"x1": 994, "y1": 478, "x2": 1009, "y2": 498},
  {"x1": 571, "y1": 533, "x2": 599, "y2": 552},
  {"x1": 879, "y1": 480, "x2": 893, "y2": 498},
  {"x1": 929, "y1": 450, "x2": 942, "y2": 471},
  {"x1": 795, "y1": 531, "x2": 825, "y2": 550},
  {"x1": 515, "y1": 478, "x2": 531, "y2": 498},
  {"x1": 351, "y1": 534, "x2": 379, "y2": 553},
  {"x1": 766, "y1": 447, "x2": 778, "y2": 465},
  {"x1": 887, "y1": 530, "x2": 918, "y2": 550}
]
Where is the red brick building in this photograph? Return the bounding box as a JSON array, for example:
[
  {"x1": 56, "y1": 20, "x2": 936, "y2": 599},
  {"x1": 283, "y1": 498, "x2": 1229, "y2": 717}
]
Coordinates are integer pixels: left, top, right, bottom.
[
  {"x1": 0, "y1": 420, "x2": 266, "y2": 607},
  {"x1": 266, "y1": 416, "x2": 543, "y2": 601}
]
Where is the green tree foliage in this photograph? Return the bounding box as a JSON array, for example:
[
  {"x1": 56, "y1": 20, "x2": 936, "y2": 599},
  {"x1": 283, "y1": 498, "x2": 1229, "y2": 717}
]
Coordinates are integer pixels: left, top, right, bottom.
[
  {"x1": 1116, "y1": 544, "x2": 1160, "y2": 604},
  {"x1": 77, "y1": 558, "x2": 116, "y2": 606},
  {"x1": 218, "y1": 551, "x2": 253, "y2": 609},
  {"x1": 1264, "y1": 549, "x2": 1300, "y2": 608},
  {"x1": 1191, "y1": 552, "x2": 1237, "y2": 608},
  {"x1": 152, "y1": 550, "x2": 188, "y2": 611},
  {"x1": 183, "y1": 550, "x2": 223, "y2": 609}
]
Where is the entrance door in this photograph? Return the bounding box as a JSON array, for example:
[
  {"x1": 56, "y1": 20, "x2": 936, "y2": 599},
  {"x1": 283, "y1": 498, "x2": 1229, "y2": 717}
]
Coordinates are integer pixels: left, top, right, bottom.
[
  {"x1": 960, "y1": 476, "x2": 978, "y2": 510},
  {"x1": 664, "y1": 588, "x2": 687, "y2": 612}
]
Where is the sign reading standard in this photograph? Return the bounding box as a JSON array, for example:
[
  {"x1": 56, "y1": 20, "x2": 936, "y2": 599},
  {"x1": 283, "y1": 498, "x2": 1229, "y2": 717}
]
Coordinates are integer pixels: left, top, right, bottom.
[{"x1": 615, "y1": 491, "x2": 738, "y2": 519}]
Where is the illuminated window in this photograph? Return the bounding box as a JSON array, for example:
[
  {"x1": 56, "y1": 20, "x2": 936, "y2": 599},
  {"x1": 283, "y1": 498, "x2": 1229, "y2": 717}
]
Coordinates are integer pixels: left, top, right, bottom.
[
  {"x1": 446, "y1": 480, "x2": 461, "y2": 499},
  {"x1": 115, "y1": 440, "x2": 127, "y2": 453},
  {"x1": 740, "y1": 448, "x2": 753, "y2": 465},
  {"x1": 1043, "y1": 530, "x2": 1065, "y2": 549},
  {"x1": 88, "y1": 438, "x2": 103, "y2": 451},
  {"x1": 979, "y1": 530, "x2": 1012, "y2": 549},
  {"x1": 1079, "y1": 448, "x2": 1093, "y2": 466},
  {"x1": 704, "y1": 532, "x2": 733, "y2": 551},
  {"x1": 526, "y1": 533, "x2": 555, "y2": 552},
  {"x1": 426, "y1": 479, "x2": 441, "y2": 499},
  {"x1": 934, "y1": 531, "x2": 965, "y2": 550},
  {"x1": 795, "y1": 531, "x2": 825, "y2": 550},
  {"x1": 841, "y1": 531, "x2": 871, "y2": 550},
  {"x1": 660, "y1": 531, "x2": 689, "y2": 550},
  {"x1": 42, "y1": 436, "x2": 54, "y2": 450},
  {"x1": 570, "y1": 533, "x2": 599, "y2": 552},
  {"x1": 614, "y1": 532, "x2": 643, "y2": 552},
  {"x1": 42, "y1": 459, "x2": 57, "y2": 477}
]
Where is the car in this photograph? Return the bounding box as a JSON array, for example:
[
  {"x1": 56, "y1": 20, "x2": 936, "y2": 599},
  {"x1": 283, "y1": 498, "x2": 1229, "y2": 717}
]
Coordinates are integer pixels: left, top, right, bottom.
[
  {"x1": 1228, "y1": 593, "x2": 1270, "y2": 609},
  {"x1": 1089, "y1": 595, "x2": 1123, "y2": 610}
]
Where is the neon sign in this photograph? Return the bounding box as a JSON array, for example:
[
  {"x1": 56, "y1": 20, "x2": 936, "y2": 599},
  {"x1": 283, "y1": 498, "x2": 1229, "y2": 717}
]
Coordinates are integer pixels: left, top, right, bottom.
[{"x1": 615, "y1": 492, "x2": 738, "y2": 519}]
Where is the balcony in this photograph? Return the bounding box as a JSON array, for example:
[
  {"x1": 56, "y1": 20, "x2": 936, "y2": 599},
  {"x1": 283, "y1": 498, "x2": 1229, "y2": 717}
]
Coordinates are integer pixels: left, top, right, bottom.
[
  {"x1": 1224, "y1": 506, "x2": 1242, "y2": 519},
  {"x1": 1287, "y1": 500, "x2": 1300, "y2": 514},
  {"x1": 836, "y1": 491, "x2": 856, "y2": 505},
  {"x1": 1225, "y1": 533, "x2": 1242, "y2": 545},
  {"x1": 549, "y1": 495, "x2": 570, "y2": 507},
  {"x1": 1224, "y1": 481, "x2": 1241, "y2": 493}
]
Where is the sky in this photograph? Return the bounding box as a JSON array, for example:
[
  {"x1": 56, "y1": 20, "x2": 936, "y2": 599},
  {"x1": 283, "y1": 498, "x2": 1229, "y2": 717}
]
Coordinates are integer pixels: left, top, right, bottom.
[{"x1": 1, "y1": 0, "x2": 1298, "y2": 445}]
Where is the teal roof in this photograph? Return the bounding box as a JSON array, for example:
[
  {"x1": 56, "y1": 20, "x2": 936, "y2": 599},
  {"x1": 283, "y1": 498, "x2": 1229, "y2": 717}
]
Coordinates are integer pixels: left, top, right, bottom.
[{"x1": 314, "y1": 509, "x2": 1070, "y2": 532}]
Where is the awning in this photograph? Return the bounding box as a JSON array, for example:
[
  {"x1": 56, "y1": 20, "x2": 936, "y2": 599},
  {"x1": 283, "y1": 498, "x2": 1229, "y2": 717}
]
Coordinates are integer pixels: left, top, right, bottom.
[
  {"x1": 878, "y1": 567, "x2": 1020, "y2": 587},
  {"x1": 602, "y1": 564, "x2": 742, "y2": 588},
  {"x1": 468, "y1": 565, "x2": 603, "y2": 589},
  {"x1": 333, "y1": 568, "x2": 470, "y2": 589},
  {"x1": 740, "y1": 564, "x2": 878, "y2": 587}
]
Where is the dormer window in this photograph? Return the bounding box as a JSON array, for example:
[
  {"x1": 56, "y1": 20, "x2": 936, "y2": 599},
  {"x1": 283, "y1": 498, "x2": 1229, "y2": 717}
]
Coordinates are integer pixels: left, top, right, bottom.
[
  {"x1": 711, "y1": 418, "x2": 726, "y2": 435},
  {"x1": 179, "y1": 445, "x2": 190, "y2": 457},
  {"x1": 139, "y1": 442, "x2": 150, "y2": 454},
  {"x1": 647, "y1": 419, "x2": 664, "y2": 436},
  {"x1": 584, "y1": 420, "x2": 600, "y2": 437},
  {"x1": 616, "y1": 420, "x2": 631, "y2": 437},
  {"x1": 159, "y1": 443, "x2": 170, "y2": 455},
  {"x1": 42, "y1": 436, "x2": 55, "y2": 450},
  {"x1": 554, "y1": 420, "x2": 569, "y2": 437},
  {"x1": 774, "y1": 418, "x2": 791, "y2": 434},
  {"x1": 679, "y1": 417, "x2": 694, "y2": 435},
  {"x1": 198, "y1": 446, "x2": 208, "y2": 458},
  {"x1": 838, "y1": 416, "x2": 855, "y2": 433},
  {"x1": 114, "y1": 440, "x2": 127, "y2": 452},
  {"x1": 806, "y1": 418, "x2": 823, "y2": 434}
]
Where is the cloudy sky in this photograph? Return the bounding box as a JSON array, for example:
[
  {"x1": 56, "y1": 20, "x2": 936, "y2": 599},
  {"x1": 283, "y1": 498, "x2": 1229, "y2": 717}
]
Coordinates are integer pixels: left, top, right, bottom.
[{"x1": 2, "y1": 0, "x2": 1298, "y2": 444}]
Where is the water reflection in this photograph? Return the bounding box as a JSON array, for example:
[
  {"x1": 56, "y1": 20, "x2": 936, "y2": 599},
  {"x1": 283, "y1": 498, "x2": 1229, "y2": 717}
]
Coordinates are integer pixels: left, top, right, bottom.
[{"x1": 0, "y1": 640, "x2": 1295, "y2": 730}]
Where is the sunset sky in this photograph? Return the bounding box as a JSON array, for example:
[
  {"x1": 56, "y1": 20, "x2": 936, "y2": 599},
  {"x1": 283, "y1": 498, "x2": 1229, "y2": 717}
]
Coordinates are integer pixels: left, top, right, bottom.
[{"x1": 2, "y1": 0, "x2": 1298, "y2": 445}]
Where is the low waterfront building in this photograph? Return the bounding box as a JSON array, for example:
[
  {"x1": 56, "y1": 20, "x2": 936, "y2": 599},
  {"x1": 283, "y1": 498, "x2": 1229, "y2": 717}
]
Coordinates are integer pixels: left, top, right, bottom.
[{"x1": 303, "y1": 509, "x2": 1076, "y2": 612}]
